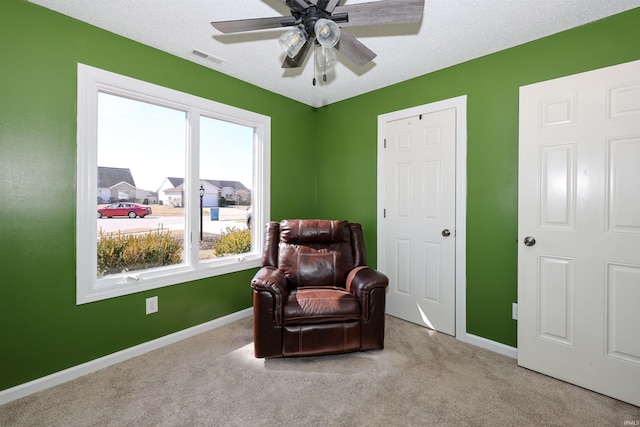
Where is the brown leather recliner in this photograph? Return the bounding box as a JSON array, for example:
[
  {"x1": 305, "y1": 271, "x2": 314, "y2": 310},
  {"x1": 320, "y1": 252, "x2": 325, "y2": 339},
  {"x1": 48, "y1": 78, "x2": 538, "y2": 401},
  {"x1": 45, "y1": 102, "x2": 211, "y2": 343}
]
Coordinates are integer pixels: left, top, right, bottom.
[{"x1": 251, "y1": 219, "x2": 389, "y2": 358}]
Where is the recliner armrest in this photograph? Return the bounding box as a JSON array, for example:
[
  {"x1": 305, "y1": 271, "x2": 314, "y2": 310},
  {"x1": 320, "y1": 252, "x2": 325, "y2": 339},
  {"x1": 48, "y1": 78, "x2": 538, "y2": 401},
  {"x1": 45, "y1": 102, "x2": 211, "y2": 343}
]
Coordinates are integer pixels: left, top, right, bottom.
[
  {"x1": 252, "y1": 267, "x2": 288, "y2": 326},
  {"x1": 251, "y1": 266, "x2": 287, "y2": 296},
  {"x1": 346, "y1": 267, "x2": 389, "y2": 323},
  {"x1": 346, "y1": 267, "x2": 388, "y2": 297}
]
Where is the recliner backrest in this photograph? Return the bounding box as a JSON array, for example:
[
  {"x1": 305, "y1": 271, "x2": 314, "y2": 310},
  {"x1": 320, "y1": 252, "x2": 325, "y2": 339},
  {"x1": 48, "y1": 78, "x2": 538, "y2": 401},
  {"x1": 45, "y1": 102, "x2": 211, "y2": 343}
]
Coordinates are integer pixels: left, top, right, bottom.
[{"x1": 277, "y1": 219, "x2": 354, "y2": 289}]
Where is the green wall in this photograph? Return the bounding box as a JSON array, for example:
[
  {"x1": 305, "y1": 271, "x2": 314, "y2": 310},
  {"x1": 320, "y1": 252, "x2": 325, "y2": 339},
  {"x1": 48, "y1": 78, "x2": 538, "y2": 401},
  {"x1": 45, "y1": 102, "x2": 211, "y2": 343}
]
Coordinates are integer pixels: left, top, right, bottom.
[
  {"x1": 1, "y1": 0, "x2": 639, "y2": 393},
  {"x1": 0, "y1": 0, "x2": 316, "y2": 392},
  {"x1": 314, "y1": 9, "x2": 640, "y2": 346}
]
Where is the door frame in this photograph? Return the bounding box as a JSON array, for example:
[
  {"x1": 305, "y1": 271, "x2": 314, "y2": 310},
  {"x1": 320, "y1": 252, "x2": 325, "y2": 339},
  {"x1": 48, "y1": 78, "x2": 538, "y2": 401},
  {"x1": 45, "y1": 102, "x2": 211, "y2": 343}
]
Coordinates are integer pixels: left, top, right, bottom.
[{"x1": 377, "y1": 95, "x2": 468, "y2": 340}]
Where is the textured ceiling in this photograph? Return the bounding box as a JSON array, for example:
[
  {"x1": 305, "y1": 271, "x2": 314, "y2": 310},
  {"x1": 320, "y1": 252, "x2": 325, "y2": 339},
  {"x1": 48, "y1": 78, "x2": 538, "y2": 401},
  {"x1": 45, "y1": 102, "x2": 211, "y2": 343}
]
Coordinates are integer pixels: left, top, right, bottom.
[{"x1": 27, "y1": 0, "x2": 640, "y2": 108}]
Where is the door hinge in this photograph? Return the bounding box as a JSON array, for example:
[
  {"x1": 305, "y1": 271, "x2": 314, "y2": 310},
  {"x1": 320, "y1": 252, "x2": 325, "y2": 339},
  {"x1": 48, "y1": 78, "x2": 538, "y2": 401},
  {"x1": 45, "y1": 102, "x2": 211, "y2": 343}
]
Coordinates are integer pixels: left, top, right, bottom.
[
  {"x1": 384, "y1": 209, "x2": 386, "y2": 218},
  {"x1": 384, "y1": 138, "x2": 387, "y2": 148}
]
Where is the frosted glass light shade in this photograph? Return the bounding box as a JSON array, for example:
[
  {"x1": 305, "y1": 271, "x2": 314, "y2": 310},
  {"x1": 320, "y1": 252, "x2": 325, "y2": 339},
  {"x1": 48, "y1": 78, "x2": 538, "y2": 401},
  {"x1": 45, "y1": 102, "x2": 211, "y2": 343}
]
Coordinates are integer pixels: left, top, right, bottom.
[
  {"x1": 279, "y1": 27, "x2": 307, "y2": 58},
  {"x1": 315, "y1": 46, "x2": 337, "y2": 69},
  {"x1": 314, "y1": 18, "x2": 340, "y2": 48}
]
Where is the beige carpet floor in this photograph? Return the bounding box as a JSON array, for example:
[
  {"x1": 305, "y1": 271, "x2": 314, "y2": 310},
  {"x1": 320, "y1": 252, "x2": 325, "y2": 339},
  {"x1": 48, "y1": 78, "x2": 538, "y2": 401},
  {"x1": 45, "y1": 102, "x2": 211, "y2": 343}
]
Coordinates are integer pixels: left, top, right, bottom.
[{"x1": 1, "y1": 315, "x2": 638, "y2": 426}]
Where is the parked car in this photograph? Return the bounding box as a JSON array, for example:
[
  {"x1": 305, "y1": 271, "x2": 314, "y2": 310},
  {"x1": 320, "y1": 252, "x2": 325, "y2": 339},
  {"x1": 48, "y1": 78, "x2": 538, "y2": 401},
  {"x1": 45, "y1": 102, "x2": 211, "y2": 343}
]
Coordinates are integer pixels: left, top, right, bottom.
[
  {"x1": 98, "y1": 203, "x2": 152, "y2": 218},
  {"x1": 246, "y1": 206, "x2": 252, "y2": 228}
]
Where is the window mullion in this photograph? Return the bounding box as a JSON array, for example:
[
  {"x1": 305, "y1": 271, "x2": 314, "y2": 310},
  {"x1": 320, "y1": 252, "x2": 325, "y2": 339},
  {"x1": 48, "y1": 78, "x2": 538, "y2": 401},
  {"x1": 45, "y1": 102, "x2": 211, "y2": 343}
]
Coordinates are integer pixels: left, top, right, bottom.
[{"x1": 186, "y1": 108, "x2": 201, "y2": 268}]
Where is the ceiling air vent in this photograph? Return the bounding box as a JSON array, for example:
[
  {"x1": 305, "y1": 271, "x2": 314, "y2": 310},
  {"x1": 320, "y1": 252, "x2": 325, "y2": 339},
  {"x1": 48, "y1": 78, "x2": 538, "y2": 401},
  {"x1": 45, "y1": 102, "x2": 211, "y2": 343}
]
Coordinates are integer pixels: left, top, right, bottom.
[{"x1": 191, "y1": 49, "x2": 226, "y2": 65}]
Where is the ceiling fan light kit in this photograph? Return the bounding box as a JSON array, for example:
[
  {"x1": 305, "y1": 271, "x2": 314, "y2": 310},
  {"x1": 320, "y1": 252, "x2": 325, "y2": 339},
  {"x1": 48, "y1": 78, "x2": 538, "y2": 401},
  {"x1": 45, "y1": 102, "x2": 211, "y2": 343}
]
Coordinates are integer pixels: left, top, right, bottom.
[
  {"x1": 315, "y1": 46, "x2": 337, "y2": 69},
  {"x1": 279, "y1": 27, "x2": 309, "y2": 58},
  {"x1": 211, "y1": 0, "x2": 426, "y2": 81},
  {"x1": 314, "y1": 18, "x2": 340, "y2": 48}
]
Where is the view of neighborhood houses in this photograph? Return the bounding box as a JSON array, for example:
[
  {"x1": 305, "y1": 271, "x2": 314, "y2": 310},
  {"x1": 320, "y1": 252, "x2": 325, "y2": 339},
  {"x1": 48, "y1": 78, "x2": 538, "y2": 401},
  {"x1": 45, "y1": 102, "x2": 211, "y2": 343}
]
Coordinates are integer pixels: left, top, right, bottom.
[
  {"x1": 97, "y1": 166, "x2": 251, "y2": 207},
  {"x1": 96, "y1": 92, "x2": 254, "y2": 275}
]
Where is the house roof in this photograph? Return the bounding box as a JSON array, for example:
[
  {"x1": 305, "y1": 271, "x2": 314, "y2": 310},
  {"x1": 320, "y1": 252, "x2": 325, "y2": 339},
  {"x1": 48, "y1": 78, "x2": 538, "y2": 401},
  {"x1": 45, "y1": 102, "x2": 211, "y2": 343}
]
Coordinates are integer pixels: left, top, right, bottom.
[
  {"x1": 109, "y1": 181, "x2": 136, "y2": 190},
  {"x1": 204, "y1": 180, "x2": 248, "y2": 192},
  {"x1": 98, "y1": 167, "x2": 136, "y2": 188},
  {"x1": 165, "y1": 177, "x2": 248, "y2": 192},
  {"x1": 165, "y1": 177, "x2": 184, "y2": 188}
]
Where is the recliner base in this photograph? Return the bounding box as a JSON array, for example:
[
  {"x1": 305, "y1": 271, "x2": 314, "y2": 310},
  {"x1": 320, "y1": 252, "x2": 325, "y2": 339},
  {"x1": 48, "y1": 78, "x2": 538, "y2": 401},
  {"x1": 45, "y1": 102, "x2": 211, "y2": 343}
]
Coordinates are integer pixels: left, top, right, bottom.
[{"x1": 282, "y1": 321, "x2": 361, "y2": 357}]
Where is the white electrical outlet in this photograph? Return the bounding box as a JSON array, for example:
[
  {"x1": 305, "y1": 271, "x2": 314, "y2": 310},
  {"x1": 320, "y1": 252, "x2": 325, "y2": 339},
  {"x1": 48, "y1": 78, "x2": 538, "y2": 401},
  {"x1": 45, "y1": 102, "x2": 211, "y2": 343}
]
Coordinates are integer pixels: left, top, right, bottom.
[
  {"x1": 512, "y1": 302, "x2": 518, "y2": 320},
  {"x1": 146, "y1": 296, "x2": 158, "y2": 314}
]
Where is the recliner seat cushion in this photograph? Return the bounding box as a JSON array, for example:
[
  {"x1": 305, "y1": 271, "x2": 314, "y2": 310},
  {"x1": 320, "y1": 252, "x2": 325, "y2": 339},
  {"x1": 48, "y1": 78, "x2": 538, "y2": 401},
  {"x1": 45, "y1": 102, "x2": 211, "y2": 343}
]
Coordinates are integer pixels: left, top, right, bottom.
[{"x1": 283, "y1": 286, "x2": 360, "y2": 325}]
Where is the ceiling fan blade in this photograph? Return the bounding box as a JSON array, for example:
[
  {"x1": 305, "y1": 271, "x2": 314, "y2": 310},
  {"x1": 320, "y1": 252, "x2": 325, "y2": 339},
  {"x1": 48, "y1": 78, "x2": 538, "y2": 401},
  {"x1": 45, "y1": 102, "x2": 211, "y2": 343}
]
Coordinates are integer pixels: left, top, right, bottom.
[
  {"x1": 335, "y1": 29, "x2": 376, "y2": 67},
  {"x1": 333, "y1": 0, "x2": 424, "y2": 27},
  {"x1": 282, "y1": 0, "x2": 311, "y2": 10},
  {"x1": 211, "y1": 16, "x2": 296, "y2": 33},
  {"x1": 324, "y1": 0, "x2": 340, "y2": 13},
  {"x1": 282, "y1": 36, "x2": 315, "y2": 68}
]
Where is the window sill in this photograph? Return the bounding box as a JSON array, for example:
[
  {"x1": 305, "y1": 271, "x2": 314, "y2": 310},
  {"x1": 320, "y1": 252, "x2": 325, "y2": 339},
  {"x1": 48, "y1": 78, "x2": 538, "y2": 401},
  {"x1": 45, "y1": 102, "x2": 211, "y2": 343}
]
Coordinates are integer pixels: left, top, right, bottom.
[{"x1": 77, "y1": 255, "x2": 261, "y2": 305}]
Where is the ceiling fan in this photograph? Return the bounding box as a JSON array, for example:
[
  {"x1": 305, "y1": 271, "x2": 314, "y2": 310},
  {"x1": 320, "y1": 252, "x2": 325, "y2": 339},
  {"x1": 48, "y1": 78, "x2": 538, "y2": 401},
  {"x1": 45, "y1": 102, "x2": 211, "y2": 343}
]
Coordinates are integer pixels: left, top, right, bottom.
[{"x1": 211, "y1": 0, "x2": 425, "y2": 80}]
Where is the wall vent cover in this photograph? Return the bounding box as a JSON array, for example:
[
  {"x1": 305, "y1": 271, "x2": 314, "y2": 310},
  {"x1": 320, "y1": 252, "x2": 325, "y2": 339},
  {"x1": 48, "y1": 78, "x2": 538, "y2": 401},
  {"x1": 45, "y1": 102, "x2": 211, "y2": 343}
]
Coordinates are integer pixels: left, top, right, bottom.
[{"x1": 191, "y1": 49, "x2": 226, "y2": 65}]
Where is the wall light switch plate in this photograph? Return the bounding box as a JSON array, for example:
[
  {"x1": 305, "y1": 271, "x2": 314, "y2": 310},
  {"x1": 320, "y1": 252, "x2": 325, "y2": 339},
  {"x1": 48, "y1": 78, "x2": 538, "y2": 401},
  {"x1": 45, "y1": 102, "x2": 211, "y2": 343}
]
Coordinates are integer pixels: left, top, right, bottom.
[
  {"x1": 146, "y1": 296, "x2": 158, "y2": 314},
  {"x1": 512, "y1": 302, "x2": 518, "y2": 320}
]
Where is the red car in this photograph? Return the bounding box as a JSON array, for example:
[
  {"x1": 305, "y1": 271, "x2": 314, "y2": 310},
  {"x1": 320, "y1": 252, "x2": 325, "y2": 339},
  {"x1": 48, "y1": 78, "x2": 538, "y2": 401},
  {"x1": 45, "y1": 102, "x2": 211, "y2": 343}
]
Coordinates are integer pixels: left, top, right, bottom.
[{"x1": 97, "y1": 203, "x2": 152, "y2": 218}]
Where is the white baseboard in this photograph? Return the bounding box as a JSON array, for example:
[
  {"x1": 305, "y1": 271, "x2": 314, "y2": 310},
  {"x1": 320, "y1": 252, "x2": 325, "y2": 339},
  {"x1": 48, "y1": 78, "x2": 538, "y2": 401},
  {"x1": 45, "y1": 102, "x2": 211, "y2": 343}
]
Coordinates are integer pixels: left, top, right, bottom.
[
  {"x1": 462, "y1": 333, "x2": 518, "y2": 359},
  {"x1": 0, "y1": 308, "x2": 253, "y2": 406}
]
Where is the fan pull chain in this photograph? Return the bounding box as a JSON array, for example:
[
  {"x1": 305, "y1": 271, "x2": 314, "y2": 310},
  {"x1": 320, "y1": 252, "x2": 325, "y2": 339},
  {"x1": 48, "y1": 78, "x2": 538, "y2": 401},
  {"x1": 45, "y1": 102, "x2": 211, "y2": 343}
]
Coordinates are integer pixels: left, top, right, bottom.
[
  {"x1": 323, "y1": 52, "x2": 327, "y2": 83},
  {"x1": 313, "y1": 47, "x2": 317, "y2": 86},
  {"x1": 312, "y1": 46, "x2": 330, "y2": 86}
]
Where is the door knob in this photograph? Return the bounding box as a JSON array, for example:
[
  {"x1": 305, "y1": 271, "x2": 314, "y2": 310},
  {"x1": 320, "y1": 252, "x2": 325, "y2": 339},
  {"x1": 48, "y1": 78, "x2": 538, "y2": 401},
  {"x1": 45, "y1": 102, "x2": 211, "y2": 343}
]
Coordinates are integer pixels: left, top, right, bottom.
[
  {"x1": 524, "y1": 236, "x2": 536, "y2": 246},
  {"x1": 442, "y1": 229, "x2": 451, "y2": 237}
]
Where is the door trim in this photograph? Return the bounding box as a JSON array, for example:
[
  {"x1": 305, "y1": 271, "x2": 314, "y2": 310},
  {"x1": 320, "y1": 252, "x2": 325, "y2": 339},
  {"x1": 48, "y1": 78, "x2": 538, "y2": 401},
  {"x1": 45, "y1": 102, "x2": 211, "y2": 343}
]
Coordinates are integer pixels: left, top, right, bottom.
[{"x1": 377, "y1": 95, "x2": 468, "y2": 340}]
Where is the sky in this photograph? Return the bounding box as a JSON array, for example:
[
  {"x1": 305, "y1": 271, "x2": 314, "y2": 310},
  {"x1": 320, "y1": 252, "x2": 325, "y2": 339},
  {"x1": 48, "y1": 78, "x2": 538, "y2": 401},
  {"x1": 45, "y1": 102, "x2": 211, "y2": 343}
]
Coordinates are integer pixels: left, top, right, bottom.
[{"x1": 97, "y1": 92, "x2": 254, "y2": 192}]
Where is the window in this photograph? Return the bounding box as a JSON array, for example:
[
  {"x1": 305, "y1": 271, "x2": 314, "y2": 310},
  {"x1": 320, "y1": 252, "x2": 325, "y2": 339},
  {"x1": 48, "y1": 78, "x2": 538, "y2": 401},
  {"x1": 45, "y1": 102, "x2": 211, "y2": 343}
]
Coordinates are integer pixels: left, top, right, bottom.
[{"x1": 77, "y1": 64, "x2": 270, "y2": 304}]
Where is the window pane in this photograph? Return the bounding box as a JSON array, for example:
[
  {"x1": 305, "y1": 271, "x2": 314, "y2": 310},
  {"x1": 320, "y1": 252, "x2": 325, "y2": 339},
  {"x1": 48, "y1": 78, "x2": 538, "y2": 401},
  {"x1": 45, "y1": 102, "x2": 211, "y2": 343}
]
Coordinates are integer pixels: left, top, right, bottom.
[
  {"x1": 78, "y1": 64, "x2": 269, "y2": 304},
  {"x1": 97, "y1": 92, "x2": 186, "y2": 278},
  {"x1": 199, "y1": 116, "x2": 254, "y2": 261}
]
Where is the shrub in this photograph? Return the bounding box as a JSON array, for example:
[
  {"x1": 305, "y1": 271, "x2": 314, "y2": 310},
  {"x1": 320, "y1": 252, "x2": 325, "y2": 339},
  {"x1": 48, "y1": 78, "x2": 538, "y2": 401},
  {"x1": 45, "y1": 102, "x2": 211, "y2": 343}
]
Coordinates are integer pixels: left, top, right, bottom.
[
  {"x1": 97, "y1": 228, "x2": 182, "y2": 277},
  {"x1": 213, "y1": 227, "x2": 251, "y2": 256}
]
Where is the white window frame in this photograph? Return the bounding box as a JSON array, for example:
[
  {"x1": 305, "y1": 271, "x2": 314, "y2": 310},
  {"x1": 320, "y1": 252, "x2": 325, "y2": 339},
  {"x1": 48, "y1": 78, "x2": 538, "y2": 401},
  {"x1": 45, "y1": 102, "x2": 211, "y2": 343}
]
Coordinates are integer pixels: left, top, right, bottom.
[{"x1": 76, "y1": 64, "x2": 270, "y2": 304}]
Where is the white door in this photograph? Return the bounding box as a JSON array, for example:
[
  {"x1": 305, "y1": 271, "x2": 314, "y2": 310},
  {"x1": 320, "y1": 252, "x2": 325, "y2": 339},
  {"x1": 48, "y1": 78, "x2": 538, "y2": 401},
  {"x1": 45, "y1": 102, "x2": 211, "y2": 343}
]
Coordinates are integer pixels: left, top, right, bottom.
[
  {"x1": 382, "y1": 107, "x2": 457, "y2": 335},
  {"x1": 518, "y1": 59, "x2": 640, "y2": 406}
]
